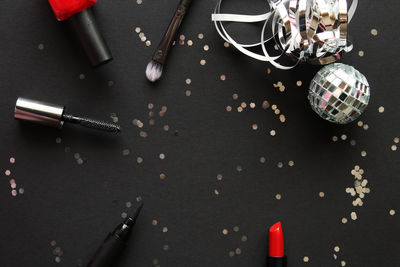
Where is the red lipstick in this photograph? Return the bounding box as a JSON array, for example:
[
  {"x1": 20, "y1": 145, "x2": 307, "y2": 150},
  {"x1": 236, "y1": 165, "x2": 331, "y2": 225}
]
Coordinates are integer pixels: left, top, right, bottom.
[
  {"x1": 268, "y1": 222, "x2": 287, "y2": 267},
  {"x1": 48, "y1": 0, "x2": 113, "y2": 66}
]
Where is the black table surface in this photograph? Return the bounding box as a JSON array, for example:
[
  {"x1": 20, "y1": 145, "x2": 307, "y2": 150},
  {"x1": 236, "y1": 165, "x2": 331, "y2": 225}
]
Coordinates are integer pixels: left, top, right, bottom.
[{"x1": 1, "y1": 0, "x2": 399, "y2": 266}]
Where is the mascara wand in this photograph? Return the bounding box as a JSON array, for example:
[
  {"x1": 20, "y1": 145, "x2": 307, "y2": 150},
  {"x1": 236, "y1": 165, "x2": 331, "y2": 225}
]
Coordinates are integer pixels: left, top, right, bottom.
[
  {"x1": 15, "y1": 97, "x2": 121, "y2": 133},
  {"x1": 146, "y1": 0, "x2": 193, "y2": 82}
]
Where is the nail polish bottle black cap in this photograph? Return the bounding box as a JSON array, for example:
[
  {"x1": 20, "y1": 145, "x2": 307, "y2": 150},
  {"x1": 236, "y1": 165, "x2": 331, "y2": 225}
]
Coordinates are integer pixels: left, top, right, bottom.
[{"x1": 67, "y1": 8, "x2": 113, "y2": 67}]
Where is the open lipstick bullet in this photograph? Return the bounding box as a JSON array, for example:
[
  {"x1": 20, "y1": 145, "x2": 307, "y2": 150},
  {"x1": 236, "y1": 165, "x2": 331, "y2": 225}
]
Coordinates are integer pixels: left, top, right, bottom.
[
  {"x1": 48, "y1": 0, "x2": 113, "y2": 67},
  {"x1": 268, "y1": 222, "x2": 287, "y2": 267}
]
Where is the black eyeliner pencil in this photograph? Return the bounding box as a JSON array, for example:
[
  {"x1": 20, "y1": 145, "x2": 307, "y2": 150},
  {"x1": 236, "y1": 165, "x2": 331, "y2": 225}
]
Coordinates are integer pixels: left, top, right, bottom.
[
  {"x1": 87, "y1": 203, "x2": 143, "y2": 267},
  {"x1": 146, "y1": 0, "x2": 193, "y2": 82}
]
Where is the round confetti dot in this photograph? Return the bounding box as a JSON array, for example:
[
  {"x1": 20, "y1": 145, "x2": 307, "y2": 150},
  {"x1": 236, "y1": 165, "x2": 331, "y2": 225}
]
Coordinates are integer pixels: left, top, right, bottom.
[
  {"x1": 162, "y1": 227, "x2": 168, "y2": 233},
  {"x1": 121, "y1": 212, "x2": 127, "y2": 219},
  {"x1": 187, "y1": 40, "x2": 193, "y2": 46},
  {"x1": 185, "y1": 90, "x2": 191, "y2": 96},
  {"x1": 220, "y1": 74, "x2": 226, "y2": 81},
  {"x1": 303, "y1": 256, "x2": 309, "y2": 263},
  {"x1": 214, "y1": 189, "x2": 220, "y2": 195},
  {"x1": 146, "y1": 40, "x2": 151, "y2": 47},
  {"x1": 252, "y1": 124, "x2": 258, "y2": 130},
  {"x1": 370, "y1": 29, "x2": 378, "y2": 36},
  {"x1": 341, "y1": 261, "x2": 346, "y2": 266},
  {"x1": 232, "y1": 93, "x2": 239, "y2": 100},
  {"x1": 179, "y1": 35, "x2": 185, "y2": 41},
  {"x1": 185, "y1": 78, "x2": 191, "y2": 85},
  {"x1": 358, "y1": 50, "x2": 364, "y2": 57},
  {"x1": 160, "y1": 173, "x2": 166, "y2": 180},
  {"x1": 50, "y1": 240, "x2": 57, "y2": 246},
  {"x1": 79, "y1": 74, "x2": 85, "y2": 80},
  {"x1": 107, "y1": 81, "x2": 114, "y2": 87},
  {"x1": 277, "y1": 162, "x2": 283, "y2": 168},
  {"x1": 389, "y1": 209, "x2": 396, "y2": 216},
  {"x1": 288, "y1": 160, "x2": 294, "y2": 167},
  {"x1": 267, "y1": 68, "x2": 271, "y2": 74},
  {"x1": 319, "y1": 192, "x2": 325, "y2": 198},
  {"x1": 135, "y1": 27, "x2": 141, "y2": 33},
  {"x1": 222, "y1": 229, "x2": 228, "y2": 235},
  {"x1": 363, "y1": 124, "x2": 369, "y2": 130},
  {"x1": 152, "y1": 220, "x2": 158, "y2": 226},
  {"x1": 163, "y1": 245, "x2": 169, "y2": 251},
  {"x1": 137, "y1": 157, "x2": 143, "y2": 164},
  {"x1": 126, "y1": 202, "x2": 132, "y2": 208},
  {"x1": 5, "y1": 170, "x2": 10, "y2": 176},
  {"x1": 228, "y1": 251, "x2": 235, "y2": 257},
  {"x1": 233, "y1": 226, "x2": 239, "y2": 232},
  {"x1": 55, "y1": 257, "x2": 61, "y2": 263},
  {"x1": 159, "y1": 153, "x2": 166, "y2": 160},
  {"x1": 200, "y1": 59, "x2": 206, "y2": 65},
  {"x1": 391, "y1": 145, "x2": 397, "y2": 151},
  {"x1": 122, "y1": 149, "x2": 130, "y2": 156},
  {"x1": 350, "y1": 140, "x2": 357, "y2": 146},
  {"x1": 217, "y1": 174, "x2": 223, "y2": 180},
  {"x1": 341, "y1": 218, "x2": 348, "y2": 224},
  {"x1": 296, "y1": 81, "x2": 302, "y2": 86},
  {"x1": 351, "y1": 211, "x2": 357, "y2": 220},
  {"x1": 10, "y1": 157, "x2": 15, "y2": 164},
  {"x1": 332, "y1": 136, "x2": 338, "y2": 142},
  {"x1": 333, "y1": 254, "x2": 337, "y2": 260},
  {"x1": 38, "y1": 43, "x2": 45, "y2": 50},
  {"x1": 203, "y1": 45, "x2": 209, "y2": 51},
  {"x1": 77, "y1": 158, "x2": 84, "y2": 165},
  {"x1": 137, "y1": 0, "x2": 142, "y2": 4},
  {"x1": 236, "y1": 165, "x2": 243, "y2": 172},
  {"x1": 260, "y1": 157, "x2": 266, "y2": 163},
  {"x1": 224, "y1": 42, "x2": 230, "y2": 48},
  {"x1": 341, "y1": 134, "x2": 347, "y2": 140},
  {"x1": 226, "y1": 106, "x2": 232, "y2": 112},
  {"x1": 198, "y1": 33, "x2": 204, "y2": 39},
  {"x1": 361, "y1": 151, "x2": 367, "y2": 157},
  {"x1": 11, "y1": 190, "x2": 17, "y2": 196},
  {"x1": 394, "y1": 137, "x2": 399, "y2": 144},
  {"x1": 235, "y1": 248, "x2": 242, "y2": 255},
  {"x1": 275, "y1": 194, "x2": 282, "y2": 200},
  {"x1": 270, "y1": 130, "x2": 276, "y2": 136},
  {"x1": 334, "y1": 246, "x2": 340, "y2": 252},
  {"x1": 241, "y1": 235, "x2": 247, "y2": 242}
]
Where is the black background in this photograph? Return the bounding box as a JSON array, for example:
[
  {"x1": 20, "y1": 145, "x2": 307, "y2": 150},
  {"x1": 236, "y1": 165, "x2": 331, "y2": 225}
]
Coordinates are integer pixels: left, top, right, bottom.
[{"x1": 0, "y1": 0, "x2": 399, "y2": 266}]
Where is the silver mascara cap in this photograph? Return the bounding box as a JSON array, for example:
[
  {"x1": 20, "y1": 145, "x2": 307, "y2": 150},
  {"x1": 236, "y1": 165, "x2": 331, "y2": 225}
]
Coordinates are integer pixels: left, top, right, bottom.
[{"x1": 14, "y1": 97, "x2": 65, "y2": 128}]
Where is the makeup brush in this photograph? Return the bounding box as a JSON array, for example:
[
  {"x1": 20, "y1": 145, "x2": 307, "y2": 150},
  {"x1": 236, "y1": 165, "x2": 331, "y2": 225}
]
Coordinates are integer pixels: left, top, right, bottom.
[
  {"x1": 14, "y1": 97, "x2": 121, "y2": 133},
  {"x1": 146, "y1": 0, "x2": 193, "y2": 82}
]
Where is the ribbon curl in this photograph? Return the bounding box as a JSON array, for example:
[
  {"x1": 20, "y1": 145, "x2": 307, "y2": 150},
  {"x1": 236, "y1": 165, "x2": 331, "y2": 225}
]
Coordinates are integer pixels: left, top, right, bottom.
[{"x1": 212, "y1": 0, "x2": 358, "y2": 70}]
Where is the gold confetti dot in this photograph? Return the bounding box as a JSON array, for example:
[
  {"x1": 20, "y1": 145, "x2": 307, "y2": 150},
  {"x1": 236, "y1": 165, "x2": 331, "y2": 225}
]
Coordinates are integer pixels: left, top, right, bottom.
[
  {"x1": 333, "y1": 254, "x2": 337, "y2": 260},
  {"x1": 341, "y1": 218, "x2": 348, "y2": 224},
  {"x1": 288, "y1": 160, "x2": 294, "y2": 167},
  {"x1": 162, "y1": 227, "x2": 168, "y2": 233},
  {"x1": 279, "y1": 115, "x2": 286, "y2": 123},
  {"x1": 262, "y1": 100, "x2": 270, "y2": 109},
  {"x1": 222, "y1": 229, "x2": 228, "y2": 235},
  {"x1": 277, "y1": 162, "x2": 283, "y2": 168},
  {"x1": 220, "y1": 74, "x2": 226, "y2": 81},
  {"x1": 214, "y1": 189, "x2": 220, "y2": 195},
  {"x1": 233, "y1": 226, "x2": 239, "y2": 232},
  {"x1": 152, "y1": 220, "x2": 158, "y2": 226},
  {"x1": 146, "y1": 40, "x2": 151, "y2": 46},
  {"x1": 160, "y1": 173, "x2": 166, "y2": 180},
  {"x1": 341, "y1": 134, "x2": 347, "y2": 141},
  {"x1": 250, "y1": 102, "x2": 256, "y2": 109},
  {"x1": 187, "y1": 40, "x2": 193, "y2": 46},
  {"x1": 296, "y1": 81, "x2": 302, "y2": 86},
  {"x1": 241, "y1": 235, "x2": 247, "y2": 242},
  {"x1": 203, "y1": 45, "x2": 209, "y2": 51},
  {"x1": 200, "y1": 59, "x2": 206, "y2": 65},
  {"x1": 341, "y1": 261, "x2": 346, "y2": 267},
  {"x1": 224, "y1": 42, "x2": 230, "y2": 48},
  {"x1": 267, "y1": 68, "x2": 271, "y2": 75},
  {"x1": 260, "y1": 157, "x2": 266, "y2": 163},
  {"x1": 252, "y1": 124, "x2": 258, "y2": 130},
  {"x1": 361, "y1": 151, "x2": 367, "y2": 157},
  {"x1": 357, "y1": 121, "x2": 363, "y2": 127},
  {"x1": 135, "y1": 27, "x2": 141, "y2": 33},
  {"x1": 179, "y1": 35, "x2": 185, "y2": 41},
  {"x1": 235, "y1": 248, "x2": 242, "y2": 255},
  {"x1": 226, "y1": 106, "x2": 232, "y2": 112},
  {"x1": 394, "y1": 137, "x2": 399, "y2": 143},
  {"x1": 334, "y1": 246, "x2": 340, "y2": 252},
  {"x1": 351, "y1": 211, "x2": 357, "y2": 220},
  {"x1": 271, "y1": 104, "x2": 277, "y2": 110},
  {"x1": 391, "y1": 145, "x2": 397, "y2": 151},
  {"x1": 232, "y1": 93, "x2": 238, "y2": 100},
  {"x1": 303, "y1": 256, "x2": 309, "y2": 263},
  {"x1": 270, "y1": 130, "x2": 276, "y2": 136},
  {"x1": 358, "y1": 50, "x2": 364, "y2": 57},
  {"x1": 332, "y1": 136, "x2": 338, "y2": 142},
  {"x1": 198, "y1": 33, "x2": 204, "y2": 39},
  {"x1": 275, "y1": 194, "x2": 282, "y2": 200},
  {"x1": 389, "y1": 209, "x2": 396, "y2": 216},
  {"x1": 371, "y1": 29, "x2": 378, "y2": 36},
  {"x1": 363, "y1": 124, "x2": 369, "y2": 130},
  {"x1": 319, "y1": 192, "x2": 325, "y2": 198}
]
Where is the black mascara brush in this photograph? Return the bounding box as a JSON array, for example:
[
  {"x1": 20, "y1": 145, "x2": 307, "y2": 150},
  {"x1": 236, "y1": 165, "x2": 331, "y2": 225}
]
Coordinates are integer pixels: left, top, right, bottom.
[
  {"x1": 14, "y1": 97, "x2": 121, "y2": 133},
  {"x1": 146, "y1": 0, "x2": 193, "y2": 82}
]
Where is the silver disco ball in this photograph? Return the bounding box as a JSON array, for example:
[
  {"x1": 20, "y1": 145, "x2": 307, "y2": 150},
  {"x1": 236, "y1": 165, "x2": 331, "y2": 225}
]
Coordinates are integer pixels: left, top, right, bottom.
[{"x1": 308, "y1": 63, "x2": 370, "y2": 124}]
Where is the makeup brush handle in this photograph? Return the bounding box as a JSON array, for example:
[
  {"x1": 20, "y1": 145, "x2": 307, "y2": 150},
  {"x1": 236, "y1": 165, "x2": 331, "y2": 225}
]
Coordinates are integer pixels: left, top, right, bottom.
[
  {"x1": 152, "y1": 0, "x2": 193, "y2": 65},
  {"x1": 63, "y1": 115, "x2": 121, "y2": 133}
]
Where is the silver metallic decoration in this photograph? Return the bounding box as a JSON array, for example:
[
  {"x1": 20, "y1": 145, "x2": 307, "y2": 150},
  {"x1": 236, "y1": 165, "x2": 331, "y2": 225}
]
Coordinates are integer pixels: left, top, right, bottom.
[
  {"x1": 212, "y1": 0, "x2": 358, "y2": 69},
  {"x1": 308, "y1": 63, "x2": 370, "y2": 124}
]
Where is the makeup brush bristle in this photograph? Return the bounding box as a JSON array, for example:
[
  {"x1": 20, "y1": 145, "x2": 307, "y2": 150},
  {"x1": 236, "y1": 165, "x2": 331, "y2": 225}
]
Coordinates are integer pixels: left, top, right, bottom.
[{"x1": 146, "y1": 60, "x2": 163, "y2": 82}]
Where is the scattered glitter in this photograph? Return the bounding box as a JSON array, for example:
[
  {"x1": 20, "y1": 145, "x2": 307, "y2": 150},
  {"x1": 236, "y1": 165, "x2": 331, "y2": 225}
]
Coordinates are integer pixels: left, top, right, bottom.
[
  {"x1": 220, "y1": 74, "x2": 226, "y2": 81},
  {"x1": 122, "y1": 149, "x2": 130, "y2": 156},
  {"x1": 370, "y1": 29, "x2": 378, "y2": 36},
  {"x1": 203, "y1": 45, "x2": 209, "y2": 51},
  {"x1": 275, "y1": 194, "x2": 282, "y2": 200},
  {"x1": 200, "y1": 59, "x2": 206, "y2": 65},
  {"x1": 198, "y1": 33, "x2": 204, "y2": 39},
  {"x1": 270, "y1": 130, "x2": 276, "y2": 136},
  {"x1": 389, "y1": 209, "x2": 396, "y2": 216},
  {"x1": 319, "y1": 192, "x2": 325, "y2": 198},
  {"x1": 303, "y1": 256, "x2": 309, "y2": 263},
  {"x1": 162, "y1": 227, "x2": 168, "y2": 233},
  {"x1": 341, "y1": 218, "x2": 348, "y2": 224},
  {"x1": 358, "y1": 50, "x2": 364, "y2": 57},
  {"x1": 38, "y1": 43, "x2": 45, "y2": 50},
  {"x1": 222, "y1": 229, "x2": 228, "y2": 235}
]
